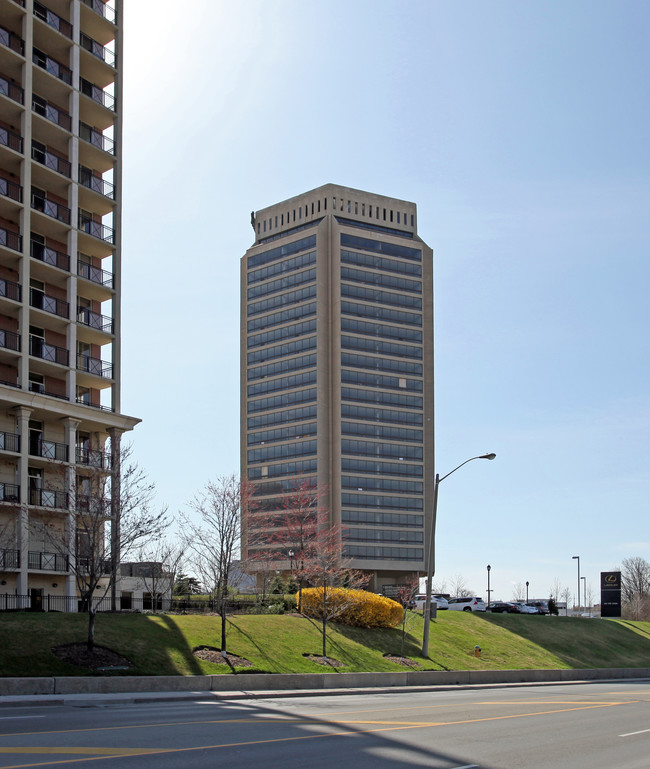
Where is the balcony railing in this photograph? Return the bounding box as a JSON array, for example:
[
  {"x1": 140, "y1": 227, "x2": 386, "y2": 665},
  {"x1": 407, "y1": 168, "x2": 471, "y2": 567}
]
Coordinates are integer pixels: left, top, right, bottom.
[
  {"x1": 29, "y1": 381, "x2": 69, "y2": 400},
  {"x1": 77, "y1": 260, "x2": 113, "y2": 288},
  {"x1": 78, "y1": 166, "x2": 114, "y2": 199},
  {"x1": 79, "y1": 121, "x2": 115, "y2": 154},
  {"x1": 0, "y1": 175, "x2": 23, "y2": 203},
  {"x1": 79, "y1": 32, "x2": 115, "y2": 67},
  {"x1": 76, "y1": 396, "x2": 113, "y2": 412},
  {"x1": 32, "y1": 94, "x2": 71, "y2": 131},
  {"x1": 30, "y1": 488, "x2": 68, "y2": 509},
  {"x1": 0, "y1": 431, "x2": 20, "y2": 452},
  {"x1": 76, "y1": 494, "x2": 110, "y2": 514},
  {"x1": 78, "y1": 215, "x2": 114, "y2": 243},
  {"x1": 0, "y1": 227, "x2": 22, "y2": 252},
  {"x1": 0, "y1": 278, "x2": 21, "y2": 302},
  {"x1": 0, "y1": 125, "x2": 23, "y2": 153},
  {"x1": 30, "y1": 287, "x2": 69, "y2": 318},
  {"x1": 0, "y1": 74, "x2": 24, "y2": 104},
  {"x1": 0, "y1": 25, "x2": 25, "y2": 55},
  {"x1": 0, "y1": 329, "x2": 20, "y2": 352},
  {"x1": 30, "y1": 438, "x2": 68, "y2": 461},
  {"x1": 76, "y1": 446, "x2": 112, "y2": 469},
  {"x1": 30, "y1": 239, "x2": 70, "y2": 271},
  {"x1": 33, "y1": 49, "x2": 72, "y2": 85},
  {"x1": 0, "y1": 482, "x2": 20, "y2": 502},
  {"x1": 32, "y1": 142, "x2": 71, "y2": 178},
  {"x1": 77, "y1": 308, "x2": 113, "y2": 334},
  {"x1": 29, "y1": 335, "x2": 69, "y2": 366},
  {"x1": 77, "y1": 354, "x2": 112, "y2": 378},
  {"x1": 33, "y1": 2, "x2": 73, "y2": 39},
  {"x1": 28, "y1": 550, "x2": 69, "y2": 571},
  {"x1": 31, "y1": 190, "x2": 71, "y2": 224},
  {"x1": 79, "y1": 77, "x2": 115, "y2": 111},
  {"x1": 80, "y1": 0, "x2": 116, "y2": 25},
  {"x1": 0, "y1": 548, "x2": 19, "y2": 568}
]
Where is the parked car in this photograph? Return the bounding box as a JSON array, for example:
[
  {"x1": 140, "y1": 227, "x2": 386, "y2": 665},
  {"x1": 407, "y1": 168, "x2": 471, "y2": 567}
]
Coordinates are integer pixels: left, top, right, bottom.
[
  {"x1": 448, "y1": 596, "x2": 486, "y2": 612},
  {"x1": 511, "y1": 602, "x2": 538, "y2": 614},
  {"x1": 526, "y1": 601, "x2": 549, "y2": 615},
  {"x1": 412, "y1": 594, "x2": 449, "y2": 610},
  {"x1": 488, "y1": 601, "x2": 520, "y2": 613}
]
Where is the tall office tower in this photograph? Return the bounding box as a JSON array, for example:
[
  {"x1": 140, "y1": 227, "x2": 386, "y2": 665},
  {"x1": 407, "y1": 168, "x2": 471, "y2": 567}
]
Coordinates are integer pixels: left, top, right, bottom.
[
  {"x1": 241, "y1": 184, "x2": 433, "y2": 593},
  {"x1": 0, "y1": 0, "x2": 138, "y2": 607}
]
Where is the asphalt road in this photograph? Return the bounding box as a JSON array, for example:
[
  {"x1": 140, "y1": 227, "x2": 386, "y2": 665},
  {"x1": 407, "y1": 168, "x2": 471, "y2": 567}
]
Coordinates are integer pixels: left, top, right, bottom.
[{"x1": 1, "y1": 681, "x2": 650, "y2": 769}]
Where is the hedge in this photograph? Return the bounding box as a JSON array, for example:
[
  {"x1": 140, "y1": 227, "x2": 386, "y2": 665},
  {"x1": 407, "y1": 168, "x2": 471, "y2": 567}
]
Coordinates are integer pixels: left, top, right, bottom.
[{"x1": 299, "y1": 587, "x2": 403, "y2": 628}]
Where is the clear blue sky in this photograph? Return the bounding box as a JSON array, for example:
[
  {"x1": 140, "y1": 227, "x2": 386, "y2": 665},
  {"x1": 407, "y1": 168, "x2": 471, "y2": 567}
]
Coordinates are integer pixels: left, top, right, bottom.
[{"x1": 119, "y1": 1, "x2": 650, "y2": 604}]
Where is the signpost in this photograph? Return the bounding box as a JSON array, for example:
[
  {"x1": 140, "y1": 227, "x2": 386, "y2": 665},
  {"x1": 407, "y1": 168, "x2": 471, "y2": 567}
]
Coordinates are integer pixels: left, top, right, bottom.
[{"x1": 600, "y1": 571, "x2": 622, "y2": 618}]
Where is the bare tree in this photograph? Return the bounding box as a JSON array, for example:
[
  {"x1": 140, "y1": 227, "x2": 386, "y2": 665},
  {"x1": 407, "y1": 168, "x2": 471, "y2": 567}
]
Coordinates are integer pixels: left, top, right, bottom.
[
  {"x1": 46, "y1": 446, "x2": 169, "y2": 650},
  {"x1": 449, "y1": 574, "x2": 472, "y2": 598},
  {"x1": 135, "y1": 538, "x2": 185, "y2": 612},
  {"x1": 182, "y1": 474, "x2": 254, "y2": 655},
  {"x1": 560, "y1": 586, "x2": 572, "y2": 615},
  {"x1": 512, "y1": 582, "x2": 526, "y2": 602},
  {"x1": 396, "y1": 578, "x2": 419, "y2": 662},
  {"x1": 620, "y1": 557, "x2": 650, "y2": 603},
  {"x1": 549, "y1": 578, "x2": 562, "y2": 602}
]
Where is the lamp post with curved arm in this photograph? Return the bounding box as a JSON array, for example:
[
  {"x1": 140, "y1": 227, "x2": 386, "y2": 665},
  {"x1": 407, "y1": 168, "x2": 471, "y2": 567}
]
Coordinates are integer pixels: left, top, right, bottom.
[{"x1": 421, "y1": 453, "x2": 496, "y2": 657}]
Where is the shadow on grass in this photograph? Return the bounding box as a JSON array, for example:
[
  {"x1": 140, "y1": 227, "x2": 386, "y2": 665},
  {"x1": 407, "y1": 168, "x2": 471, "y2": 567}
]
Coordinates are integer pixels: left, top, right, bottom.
[
  {"x1": 144, "y1": 614, "x2": 204, "y2": 675},
  {"x1": 227, "y1": 617, "x2": 279, "y2": 673},
  {"x1": 478, "y1": 613, "x2": 650, "y2": 668}
]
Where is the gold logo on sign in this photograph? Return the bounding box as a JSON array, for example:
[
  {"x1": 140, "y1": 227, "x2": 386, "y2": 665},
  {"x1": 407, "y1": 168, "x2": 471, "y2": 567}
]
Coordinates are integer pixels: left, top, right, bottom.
[{"x1": 605, "y1": 574, "x2": 619, "y2": 584}]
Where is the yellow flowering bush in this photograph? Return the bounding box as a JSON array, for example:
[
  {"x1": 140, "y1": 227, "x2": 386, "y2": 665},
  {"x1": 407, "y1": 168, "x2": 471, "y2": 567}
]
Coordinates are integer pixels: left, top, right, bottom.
[{"x1": 299, "y1": 587, "x2": 403, "y2": 628}]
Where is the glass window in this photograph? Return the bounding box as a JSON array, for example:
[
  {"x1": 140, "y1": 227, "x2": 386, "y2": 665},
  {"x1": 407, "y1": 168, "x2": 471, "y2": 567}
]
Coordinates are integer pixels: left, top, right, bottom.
[
  {"x1": 341, "y1": 284, "x2": 422, "y2": 310},
  {"x1": 341, "y1": 421, "x2": 423, "y2": 442},
  {"x1": 340, "y1": 233, "x2": 421, "y2": 259},
  {"x1": 247, "y1": 405, "x2": 317, "y2": 430},
  {"x1": 247, "y1": 268, "x2": 316, "y2": 300},
  {"x1": 248, "y1": 235, "x2": 316, "y2": 269},
  {"x1": 341, "y1": 266, "x2": 421, "y2": 294},
  {"x1": 248, "y1": 320, "x2": 316, "y2": 349},
  {"x1": 247, "y1": 388, "x2": 317, "y2": 413},
  {"x1": 341, "y1": 249, "x2": 422, "y2": 277},
  {"x1": 248, "y1": 353, "x2": 316, "y2": 381},
  {"x1": 341, "y1": 439, "x2": 423, "y2": 460},
  {"x1": 248, "y1": 303, "x2": 316, "y2": 333},
  {"x1": 341, "y1": 404, "x2": 423, "y2": 426},
  {"x1": 247, "y1": 370, "x2": 317, "y2": 397},
  {"x1": 341, "y1": 301, "x2": 421, "y2": 327},
  {"x1": 248, "y1": 284, "x2": 316, "y2": 317},
  {"x1": 248, "y1": 336, "x2": 317, "y2": 364}
]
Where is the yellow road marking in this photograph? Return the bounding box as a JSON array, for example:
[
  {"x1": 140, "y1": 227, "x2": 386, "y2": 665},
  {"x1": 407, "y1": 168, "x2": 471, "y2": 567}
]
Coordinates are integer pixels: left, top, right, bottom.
[{"x1": 0, "y1": 748, "x2": 163, "y2": 756}]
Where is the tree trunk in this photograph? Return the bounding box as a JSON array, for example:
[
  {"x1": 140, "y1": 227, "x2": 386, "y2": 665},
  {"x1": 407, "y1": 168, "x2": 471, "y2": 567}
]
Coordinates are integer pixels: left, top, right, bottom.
[
  {"x1": 322, "y1": 587, "x2": 327, "y2": 659},
  {"x1": 87, "y1": 608, "x2": 96, "y2": 652},
  {"x1": 220, "y1": 594, "x2": 227, "y2": 653}
]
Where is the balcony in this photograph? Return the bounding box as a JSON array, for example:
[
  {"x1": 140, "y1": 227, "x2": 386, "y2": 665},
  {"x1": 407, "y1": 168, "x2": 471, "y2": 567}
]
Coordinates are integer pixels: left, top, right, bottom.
[
  {"x1": 0, "y1": 548, "x2": 19, "y2": 568},
  {"x1": 76, "y1": 395, "x2": 113, "y2": 412},
  {"x1": 77, "y1": 307, "x2": 113, "y2": 334},
  {"x1": 31, "y1": 190, "x2": 71, "y2": 224},
  {"x1": 30, "y1": 438, "x2": 68, "y2": 461},
  {"x1": 79, "y1": 32, "x2": 115, "y2": 68},
  {"x1": 33, "y1": 2, "x2": 73, "y2": 39},
  {"x1": 0, "y1": 74, "x2": 24, "y2": 104},
  {"x1": 30, "y1": 287, "x2": 69, "y2": 319},
  {"x1": 0, "y1": 175, "x2": 22, "y2": 203},
  {"x1": 0, "y1": 227, "x2": 22, "y2": 252},
  {"x1": 0, "y1": 329, "x2": 20, "y2": 352},
  {"x1": 0, "y1": 126, "x2": 23, "y2": 153},
  {"x1": 77, "y1": 260, "x2": 113, "y2": 288},
  {"x1": 0, "y1": 482, "x2": 20, "y2": 502},
  {"x1": 30, "y1": 487, "x2": 68, "y2": 509},
  {"x1": 0, "y1": 431, "x2": 20, "y2": 452},
  {"x1": 29, "y1": 381, "x2": 69, "y2": 400},
  {"x1": 0, "y1": 25, "x2": 25, "y2": 56},
  {"x1": 79, "y1": 122, "x2": 114, "y2": 155},
  {"x1": 0, "y1": 278, "x2": 21, "y2": 302},
  {"x1": 79, "y1": 166, "x2": 114, "y2": 199},
  {"x1": 78, "y1": 214, "x2": 114, "y2": 243},
  {"x1": 76, "y1": 494, "x2": 110, "y2": 514},
  {"x1": 76, "y1": 446, "x2": 111, "y2": 469},
  {"x1": 81, "y1": 0, "x2": 116, "y2": 25},
  {"x1": 79, "y1": 77, "x2": 115, "y2": 111},
  {"x1": 32, "y1": 94, "x2": 71, "y2": 132},
  {"x1": 30, "y1": 239, "x2": 70, "y2": 271},
  {"x1": 33, "y1": 48, "x2": 72, "y2": 85},
  {"x1": 28, "y1": 550, "x2": 69, "y2": 571},
  {"x1": 32, "y1": 142, "x2": 71, "y2": 178},
  {"x1": 77, "y1": 354, "x2": 112, "y2": 378},
  {"x1": 29, "y1": 335, "x2": 69, "y2": 366}
]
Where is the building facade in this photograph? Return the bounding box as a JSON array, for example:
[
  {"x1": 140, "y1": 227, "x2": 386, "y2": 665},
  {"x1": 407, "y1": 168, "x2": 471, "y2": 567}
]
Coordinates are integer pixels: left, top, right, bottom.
[
  {"x1": 241, "y1": 184, "x2": 433, "y2": 594},
  {"x1": 0, "y1": 0, "x2": 139, "y2": 608}
]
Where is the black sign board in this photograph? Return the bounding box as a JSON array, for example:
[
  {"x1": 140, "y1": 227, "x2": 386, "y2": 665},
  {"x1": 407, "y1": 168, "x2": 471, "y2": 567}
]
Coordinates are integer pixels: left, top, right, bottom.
[{"x1": 600, "y1": 571, "x2": 622, "y2": 618}]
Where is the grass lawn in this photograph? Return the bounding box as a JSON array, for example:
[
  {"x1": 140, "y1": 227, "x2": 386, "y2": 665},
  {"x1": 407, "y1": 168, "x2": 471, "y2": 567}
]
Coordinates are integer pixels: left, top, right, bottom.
[{"x1": 1, "y1": 610, "x2": 650, "y2": 677}]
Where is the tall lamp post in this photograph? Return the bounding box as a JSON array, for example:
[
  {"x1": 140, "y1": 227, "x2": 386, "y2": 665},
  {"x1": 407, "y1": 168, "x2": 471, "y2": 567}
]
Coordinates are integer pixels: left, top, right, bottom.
[
  {"x1": 288, "y1": 549, "x2": 294, "y2": 576},
  {"x1": 572, "y1": 555, "x2": 581, "y2": 614},
  {"x1": 526, "y1": 581, "x2": 529, "y2": 603},
  {"x1": 486, "y1": 565, "x2": 492, "y2": 609},
  {"x1": 581, "y1": 575, "x2": 587, "y2": 614},
  {"x1": 422, "y1": 453, "x2": 496, "y2": 657}
]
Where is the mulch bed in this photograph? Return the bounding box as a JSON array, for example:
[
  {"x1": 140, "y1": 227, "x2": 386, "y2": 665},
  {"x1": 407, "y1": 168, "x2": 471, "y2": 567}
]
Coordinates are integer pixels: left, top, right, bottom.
[
  {"x1": 193, "y1": 646, "x2": 252, "y2": 668},
  {"x1": 303, "y1": 653, "x2": 344, "y2": 668},
  {"x1": 383, "y1": 654, "x2": 422, "y2": 669},
  {"x1": 52, "y1": 643, "x2": 133, "y2": 671}
]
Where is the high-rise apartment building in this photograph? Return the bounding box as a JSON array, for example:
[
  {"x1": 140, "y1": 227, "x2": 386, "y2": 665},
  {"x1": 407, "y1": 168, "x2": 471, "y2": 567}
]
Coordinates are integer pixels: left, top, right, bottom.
[
  {"x1": 241, "y1": 184, "x2": 433, "y2": 593},
  {"x1": 0, "y1": 0, "x2": 138, "y2": 607}
]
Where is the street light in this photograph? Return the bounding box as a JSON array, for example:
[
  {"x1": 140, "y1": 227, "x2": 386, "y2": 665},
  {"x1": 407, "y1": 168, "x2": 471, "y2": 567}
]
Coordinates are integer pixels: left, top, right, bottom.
[
  {"x1": 422, "y1": 452, "x2": 496, "y2": 657},
  {"x1": 288, "y1": 549, "x2": 294, "y2": 575},
  {"x1": 526, "y1": 581, "x2": 529, "y2": 603},
  {"x1": 486, "y1": 565, "x2": 492, "y2": 609},
  {"x1": 581, "y1": 576, "x2": 587, "y2": 614},
  {"x1": 572, "y1": 556, "x2": 581, "y2": 614}
]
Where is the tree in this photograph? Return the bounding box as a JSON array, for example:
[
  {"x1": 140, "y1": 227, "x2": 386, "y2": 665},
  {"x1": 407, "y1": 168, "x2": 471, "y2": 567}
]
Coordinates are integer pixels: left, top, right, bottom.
[
  {"x1": 396, "y1": 578, "x2": 419, "y2": 662},
  {"x1": 45, "y1": 445, "x2": 169, "y2": 650},
  {"x1": 560, "y1": 586, "x2": 572, "y2": 615},
  {"x1": 301, "y1": 510, "x2": 369, "y2": 660},
  {"x1": 173, "y1": 573, "x2": 202, "y2": 595},
  {"x1": 512, "y1": 582, "x2": 526, "y2": 602},
  {"x1": 181, "y1": 474, "x2": 254, "y2": 655},
  {"x1": 135, "y1": 538, "x2": 185, "y2": 612},
  {"x1": 619, "y1": 557, "x2": 650, "y2": 620},
  {"x1": 449, "y1": 574, "x2": 472, "y2": 598}
]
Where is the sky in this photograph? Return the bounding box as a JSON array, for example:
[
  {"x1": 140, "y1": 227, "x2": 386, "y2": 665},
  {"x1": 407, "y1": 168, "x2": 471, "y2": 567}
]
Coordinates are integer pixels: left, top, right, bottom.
[{"x1": 118, "y1": 1, "x2": 650, "y2": 605}]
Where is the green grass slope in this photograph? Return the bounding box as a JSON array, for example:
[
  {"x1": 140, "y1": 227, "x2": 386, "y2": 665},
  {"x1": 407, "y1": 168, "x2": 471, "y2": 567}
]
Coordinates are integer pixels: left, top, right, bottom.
[{"x1": 1, "y1": 611, "x2": 650, "y2": 677}]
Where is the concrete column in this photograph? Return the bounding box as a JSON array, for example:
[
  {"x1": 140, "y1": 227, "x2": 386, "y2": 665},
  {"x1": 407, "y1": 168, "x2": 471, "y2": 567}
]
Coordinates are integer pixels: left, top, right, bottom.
[{"x1": 107, "y1": 428, "x2": 124, "y2": 610}]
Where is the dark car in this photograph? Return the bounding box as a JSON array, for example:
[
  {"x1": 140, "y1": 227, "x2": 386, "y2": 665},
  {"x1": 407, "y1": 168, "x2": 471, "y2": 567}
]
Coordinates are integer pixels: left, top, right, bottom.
[
  {"x1": 488, "y1": 601, "x2": 520, "y2": 613},
  {"x1": 526, "y1": 601, "x2": 549, "y2": 615}
]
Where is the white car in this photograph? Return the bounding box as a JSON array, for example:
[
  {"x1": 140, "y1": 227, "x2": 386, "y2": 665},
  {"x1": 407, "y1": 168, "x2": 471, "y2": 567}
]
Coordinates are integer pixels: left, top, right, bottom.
[
  {"x1": 511, "y1": 602, "x2": 537, "y2": 614},
  {"x1": 447, "y1": 596, "x2": 486, "y2": 612},
  {"x1": 412, "y1": 594, "x2": 449, "y2": 611}
]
